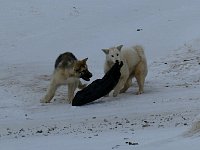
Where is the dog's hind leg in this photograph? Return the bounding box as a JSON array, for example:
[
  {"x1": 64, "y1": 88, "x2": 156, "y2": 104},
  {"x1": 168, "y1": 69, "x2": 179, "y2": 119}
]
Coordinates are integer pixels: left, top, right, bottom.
[
  {"x1": 41, "y1": 78, "x2": 58, "y2": 103},
  {"x1": 135, "y1": 61, "x2": 147, "y2": 95},
  {"x1": 135, "y1": 75, "x2": 145, "y2": 95}
]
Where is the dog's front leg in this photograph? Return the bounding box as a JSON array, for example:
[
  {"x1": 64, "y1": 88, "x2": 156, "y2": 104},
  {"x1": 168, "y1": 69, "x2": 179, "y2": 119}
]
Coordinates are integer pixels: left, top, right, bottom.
[
  {"x1": 78, "y1": 80, "x2": 87, "y2": 89},
  {"x1": 113, "y1": 77, "x2": 126, "y2": 97},
  {"x1": 67, "y1": 78, "x2": 79, "y2": 103},
  {"x1": 67, "y1": 83, "x2": 78, "y2": 103}
]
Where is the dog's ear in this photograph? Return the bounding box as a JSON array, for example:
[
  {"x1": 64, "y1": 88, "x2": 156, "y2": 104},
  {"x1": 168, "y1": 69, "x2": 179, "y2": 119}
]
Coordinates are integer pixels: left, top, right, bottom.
[
  {"x1": 82, "y1": 58, "x2": 88, "y2": 62},
  {"x1": 116, "y1": 45, "x2": 123, "y2": 51},
  {"x1": 102, "y1": 49, "x2": 109, "y2": 54}
]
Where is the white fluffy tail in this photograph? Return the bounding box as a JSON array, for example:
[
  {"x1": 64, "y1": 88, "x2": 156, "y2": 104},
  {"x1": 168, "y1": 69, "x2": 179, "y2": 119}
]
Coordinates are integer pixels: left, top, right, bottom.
[{"x1": 133, "y1": 45, "x2": 146, "y2": 61}]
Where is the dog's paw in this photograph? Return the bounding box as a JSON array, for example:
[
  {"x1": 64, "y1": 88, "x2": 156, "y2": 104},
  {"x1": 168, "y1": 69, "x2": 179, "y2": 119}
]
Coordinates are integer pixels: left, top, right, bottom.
[
  {"x1": 68, "y1": 98, "x2": 72, "y2": 104},
  {"x1": 136, "y1": 91, "x2": 143, "y2": 95},
  {"x1": 67, "y1": 97, "x2": 74, "y2": 104},
  {"x1": 40, "y1": 97, "x2": 50, "y2": 103},
  {"x1": 113, "y1": 91, "x2": 119, "y2": 97}
]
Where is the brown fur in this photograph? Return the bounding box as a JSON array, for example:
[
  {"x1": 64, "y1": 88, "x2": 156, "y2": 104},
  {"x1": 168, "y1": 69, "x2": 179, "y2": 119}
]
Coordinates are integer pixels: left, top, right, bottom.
[{"x1": 41, "y1": 52, "x2": 92, "y2": 103}]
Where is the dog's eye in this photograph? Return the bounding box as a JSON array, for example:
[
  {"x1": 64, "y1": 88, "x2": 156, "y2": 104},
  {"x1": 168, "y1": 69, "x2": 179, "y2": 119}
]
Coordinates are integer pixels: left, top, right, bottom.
[
  {"x1": 116, "y1": 54, "x2": 119, "y2": 56},
  {"x1": 75, "y1": 69, "x2": 79, "y2": 72},
  {"x1": 111, "y1": 55, "x2": 114, "y2": 57},
  {"x1": 80, "y1": 70, "x2": 87, "y2": 75}
]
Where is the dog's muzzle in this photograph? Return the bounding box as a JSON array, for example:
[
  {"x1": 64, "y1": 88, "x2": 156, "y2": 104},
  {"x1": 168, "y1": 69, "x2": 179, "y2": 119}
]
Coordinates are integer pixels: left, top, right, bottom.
[
  {"x1": 116, "y1": 60, "x2": 119, "y2": 63},
  {"x1": 80, "y1": 70, "x2": 93, "y2": 81}
]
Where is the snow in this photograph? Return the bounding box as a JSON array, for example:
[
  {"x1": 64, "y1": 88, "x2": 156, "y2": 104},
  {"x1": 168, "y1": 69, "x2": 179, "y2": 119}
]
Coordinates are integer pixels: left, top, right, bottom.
[{"x1": 0, "y1": 0, "x2": 200, "y2": 149}]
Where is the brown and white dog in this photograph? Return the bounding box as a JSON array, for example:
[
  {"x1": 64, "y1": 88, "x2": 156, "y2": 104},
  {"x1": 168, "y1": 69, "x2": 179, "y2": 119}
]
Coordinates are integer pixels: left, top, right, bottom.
[
  {"x1": 102, "y1": 45, "x2": 148, "y2": 97},
  {"x1": 41, "y1": 52, "x2": 92, "y2": 103}
]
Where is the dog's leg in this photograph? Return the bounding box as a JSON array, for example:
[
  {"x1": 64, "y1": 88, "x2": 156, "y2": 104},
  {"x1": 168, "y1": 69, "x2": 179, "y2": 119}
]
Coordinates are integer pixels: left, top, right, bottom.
[
  {"x1": 41, "y1": 77, "x2": 58, "y2": 103},
  {"x1": 67, "y1": 84, "x2": 74, "y2": 103},
  {"x1": 135, "y1": 75, "x2": 145, "y2": 95},
  {"x1": 78, "y1": 80, "x2": 87, "y2": 89},
  {"x1": 67, "y1": 78, "x2": 79, "y2": 103},
  {"x1": 113, "y1": 77, "x2": 127, "y2": 97},
  {"x1": 120, "y1": 76, "x2": 132, "y2": 93},
  {"x1": 135, "y1": 62, "x2": 147, "y2": 95},
  {"x1": 67, "y1": 83, "x2": 78, "y2": 103}
]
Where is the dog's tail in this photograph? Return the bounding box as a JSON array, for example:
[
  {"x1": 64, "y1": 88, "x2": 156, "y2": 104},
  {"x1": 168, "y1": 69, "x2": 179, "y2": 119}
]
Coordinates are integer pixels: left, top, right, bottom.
[{"x1": 133, "y1": 45, "x2": 146, "y2": 61}]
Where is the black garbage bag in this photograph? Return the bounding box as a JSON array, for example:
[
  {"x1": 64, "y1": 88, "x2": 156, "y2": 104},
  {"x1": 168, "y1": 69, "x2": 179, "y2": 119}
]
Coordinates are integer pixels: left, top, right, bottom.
[{"x1": 72, "y1": 61, "x2": 123, "y2": 106}]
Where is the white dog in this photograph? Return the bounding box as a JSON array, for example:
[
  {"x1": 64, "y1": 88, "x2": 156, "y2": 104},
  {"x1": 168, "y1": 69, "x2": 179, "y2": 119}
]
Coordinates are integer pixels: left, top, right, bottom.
[{"x1": 102, "y1": 45, "x2": 148, "y2": 97}]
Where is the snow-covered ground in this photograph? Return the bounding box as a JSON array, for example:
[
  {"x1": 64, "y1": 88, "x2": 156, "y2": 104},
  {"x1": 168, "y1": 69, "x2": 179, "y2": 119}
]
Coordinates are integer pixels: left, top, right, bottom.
[{"x1": 0, "y1": 0, "x2": 200, "y2": 149}]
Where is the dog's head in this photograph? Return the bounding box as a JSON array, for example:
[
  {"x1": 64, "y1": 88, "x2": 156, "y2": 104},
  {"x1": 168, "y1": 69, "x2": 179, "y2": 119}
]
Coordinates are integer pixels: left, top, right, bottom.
[
  {"x1": 102, "y1": 45, "x2": 123, "y2": 64},
  {"x1": 74, "y1": 58, "x2": 92, "y2": 81}
]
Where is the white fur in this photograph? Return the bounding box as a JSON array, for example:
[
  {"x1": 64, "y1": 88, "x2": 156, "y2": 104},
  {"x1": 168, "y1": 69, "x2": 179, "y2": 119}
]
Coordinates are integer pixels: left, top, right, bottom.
[{"x1": 102, "y1": 45, "x2": 148, "y2": 97}]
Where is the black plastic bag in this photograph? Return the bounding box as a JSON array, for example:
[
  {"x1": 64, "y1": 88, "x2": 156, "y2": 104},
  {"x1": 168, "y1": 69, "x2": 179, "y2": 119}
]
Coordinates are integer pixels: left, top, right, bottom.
[{"x1": 72, "y1": 61, "x2": 123, "y2": 106}]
